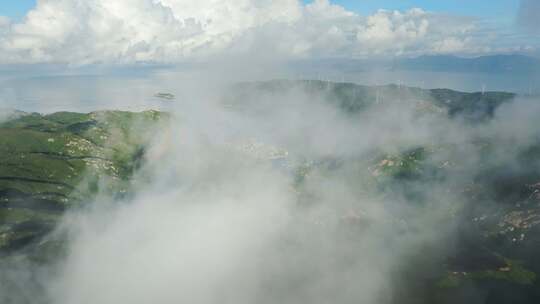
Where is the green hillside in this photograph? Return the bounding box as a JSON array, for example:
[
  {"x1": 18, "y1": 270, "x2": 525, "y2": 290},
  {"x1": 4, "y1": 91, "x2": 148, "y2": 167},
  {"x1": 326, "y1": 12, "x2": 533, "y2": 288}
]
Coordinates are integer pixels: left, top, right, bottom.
[{"x1": 0, "y1": 110, "x2": 166, "y2": 256}]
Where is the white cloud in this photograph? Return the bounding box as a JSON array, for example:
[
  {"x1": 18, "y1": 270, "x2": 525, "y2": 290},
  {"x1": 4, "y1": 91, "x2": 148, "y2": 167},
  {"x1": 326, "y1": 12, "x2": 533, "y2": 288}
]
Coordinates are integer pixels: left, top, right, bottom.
[{"x1": 0, "y1": 0, "x2": 508, "y2": 64}]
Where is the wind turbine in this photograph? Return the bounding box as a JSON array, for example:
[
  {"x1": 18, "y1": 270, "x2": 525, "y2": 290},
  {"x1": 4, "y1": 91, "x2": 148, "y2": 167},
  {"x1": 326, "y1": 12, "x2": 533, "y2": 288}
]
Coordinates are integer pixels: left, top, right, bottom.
[
  {"x1": 375, "y1": 81, "x2": 381, "y2": 104},
  {"x1": 398, "y1": 79, "x2": 403, "y2": 103}
]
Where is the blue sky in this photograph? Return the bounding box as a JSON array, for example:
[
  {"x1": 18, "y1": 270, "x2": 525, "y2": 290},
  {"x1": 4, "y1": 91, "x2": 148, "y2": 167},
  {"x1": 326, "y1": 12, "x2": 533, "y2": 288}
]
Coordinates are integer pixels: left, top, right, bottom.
[
  {"x1": 0, "y1": 0, "x2": 522, "y2": 21},
  {"x1": 0, "y1": 0, "x2": 36, "y2": 19}
]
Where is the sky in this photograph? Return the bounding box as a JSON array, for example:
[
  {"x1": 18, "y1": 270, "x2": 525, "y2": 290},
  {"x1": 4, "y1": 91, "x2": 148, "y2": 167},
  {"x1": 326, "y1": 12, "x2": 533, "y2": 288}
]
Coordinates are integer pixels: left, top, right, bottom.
[
  {"x1": 0, "y1": 0, "x2": 36, "y2": 20},
  {"x1": 0, "y1": 0, "x2": 522, "y2": 20},
  {"x1": 0, "y1": 0, "x2": 537, "y2": 64}
]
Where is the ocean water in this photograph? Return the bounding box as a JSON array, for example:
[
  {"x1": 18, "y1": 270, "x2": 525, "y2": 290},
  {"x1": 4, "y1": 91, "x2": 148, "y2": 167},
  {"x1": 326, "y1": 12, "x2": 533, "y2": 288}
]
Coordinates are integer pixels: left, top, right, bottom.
[
  {"x1": 0, "y1": 73, "x2": 177, "y2": 113},
  {"x1": 0, "y1": 66, "x2": 538, "y2": 114}
]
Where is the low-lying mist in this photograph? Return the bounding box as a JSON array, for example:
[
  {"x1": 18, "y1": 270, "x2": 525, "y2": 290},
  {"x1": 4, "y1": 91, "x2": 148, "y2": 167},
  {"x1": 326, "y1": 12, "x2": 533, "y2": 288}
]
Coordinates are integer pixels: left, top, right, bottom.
[{"x1": 2, "y1": 76, "x2": 540, "y2": 304}]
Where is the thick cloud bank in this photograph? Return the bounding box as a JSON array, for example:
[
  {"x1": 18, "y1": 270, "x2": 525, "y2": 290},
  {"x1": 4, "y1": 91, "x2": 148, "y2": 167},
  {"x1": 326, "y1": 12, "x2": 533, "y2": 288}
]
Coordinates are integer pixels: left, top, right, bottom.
[{"x1": 0, "y1": 0, "x2": 494, "y2": 64}]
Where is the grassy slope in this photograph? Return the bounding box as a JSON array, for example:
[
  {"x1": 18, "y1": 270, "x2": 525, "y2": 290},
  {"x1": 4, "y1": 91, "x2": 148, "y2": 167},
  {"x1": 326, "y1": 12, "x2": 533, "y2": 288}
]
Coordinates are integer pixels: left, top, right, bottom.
[{"x1": 0, "y1": 110, "x2": 166, "y2": 254}]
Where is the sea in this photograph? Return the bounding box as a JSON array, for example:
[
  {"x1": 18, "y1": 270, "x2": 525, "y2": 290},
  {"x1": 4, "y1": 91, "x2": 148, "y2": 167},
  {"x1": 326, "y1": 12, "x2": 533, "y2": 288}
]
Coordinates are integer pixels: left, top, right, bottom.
[{"x1": 1, "y1": 65, "x2": 539, "y2": 114}]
